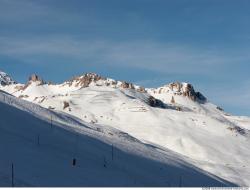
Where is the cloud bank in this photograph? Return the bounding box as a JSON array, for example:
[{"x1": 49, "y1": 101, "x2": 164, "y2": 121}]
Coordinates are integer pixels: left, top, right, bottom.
[{"x1": 0, "y1": 36, "x2": 248, "y2": 76}]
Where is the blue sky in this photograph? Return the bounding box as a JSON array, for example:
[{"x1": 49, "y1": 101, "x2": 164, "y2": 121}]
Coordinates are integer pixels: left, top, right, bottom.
[{"x1": 0, "y1": 0, "x2": 250, "y2": 116}]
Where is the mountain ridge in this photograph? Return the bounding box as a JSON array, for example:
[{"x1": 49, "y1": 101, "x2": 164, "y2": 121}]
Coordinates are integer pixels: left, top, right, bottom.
[
  {"x1": 1, "y1": 69, "x2": 250, "y2": 186},
  {"x1": 1, "y1": 71, "x2": 206, "y2": 103}
]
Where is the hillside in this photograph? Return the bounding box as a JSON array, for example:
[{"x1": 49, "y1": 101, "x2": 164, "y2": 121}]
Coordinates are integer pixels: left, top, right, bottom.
[
  {"x1": 0, "y1": 90, "x2": 235, "y2": 187},
  {"x1": 0, "y1": 71, "x2": 250, "y2": 186}
]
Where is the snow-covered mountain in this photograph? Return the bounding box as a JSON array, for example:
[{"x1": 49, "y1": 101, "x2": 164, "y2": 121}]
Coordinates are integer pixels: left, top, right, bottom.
[
  {"x1": 1, "y1": 71, "x2": 250, "y2": 186},
  {"x1": 0, "y1": 90, "x2": 235, "y2": 187}
]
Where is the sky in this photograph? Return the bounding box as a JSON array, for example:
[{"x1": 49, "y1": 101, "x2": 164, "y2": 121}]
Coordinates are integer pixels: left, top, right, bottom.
[{"x1": 0, "y1": 0, "x2": 250, "y2": 116}]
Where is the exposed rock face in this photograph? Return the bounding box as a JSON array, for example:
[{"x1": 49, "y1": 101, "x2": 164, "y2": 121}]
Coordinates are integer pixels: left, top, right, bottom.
[
  {"x1": 228, "y1": 126, "x2": 246, "y2": 135},
  {"x1": 171, "y1": 96, "x2": 175, "y2": 104},
  {"x1": 137, "y1": 86, "x2": 146, "y2": 93},
  {"x1": 175, "y1": 106, "x2": 182, "y2": 111},
  {"x1": 168, "y1": 82, "x2": 206, "y2": 103},
  {"x1": 63, "y1": 101, "x2": 70, "y2": 109},
  {"x1": 111, "y1": 81, "x2": 117, "y2": 86},
  {"x1": 195, "y1": 91, "x2": 206, "y2": 102},
  {"x1": 67, "y1": 73, "x2": 105, "y2": 88},
  {"x1": 121, "y1": 81, "x2": 135, "y2": 89},
  {"x1": 20, "y1": 74, "x2": 45, "y2": 91},
  {"x1": 0, "y1": 71, "x2": 16, "y2": 86},
  {"x1": 28, "y1": 74, "x2": 45, "y2": 85},
  {"x1": 149, "y1": 82, "x2": 207, "y2": 103},
  {"x1": 65, "y1": 73, "x2": 146, "y2": 93},
  {"x1": 14, "y1": 85, "x2": 24, "y2": 91},
  {"x1": 182, "y1": 83, "x2": 197, "y2": 101},
  {"x1": 1, "y1": 80, "x2": 9, "y2": 86},
  {"x1": 148, "y1": 96, "x2": 165, "y2": 108},
  {"x1": 80, "y1": 73, "x2": 103, "y2": 87},
  {"x1": 216, "y1": 106, "x2": 224, "y2": 111},
  {"x1": 18, "y1": 95, "x2": 29, "y2": 99},
  {"x1": 120, "y1": 81, "x2": 147, "y2": 93},
  {"x1": 169, "y1": 82, "x2": 182, "y2": 92}
]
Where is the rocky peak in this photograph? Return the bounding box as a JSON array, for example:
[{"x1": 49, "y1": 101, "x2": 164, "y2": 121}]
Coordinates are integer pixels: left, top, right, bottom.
[
  {"x1": 0, "y1": 71, "x2": 16, "y2": 86},
  {"x1": 29, "y1": 74, "x2": 40, "y2": 82},
  {"x1": 168, "y1": 82, "x2": 206, "y2": 102},
  {"x1": 154, "y1": 81, "x2": 206, "y2": 103},
  {"x1": 82, "y1": 73, "x2": 104, "y2": 81},
  {"x1": 28, "y1": 74, "x2": 45, "y2": 85},
  {"x1": 66, "y1": 73, "x2": 146, "y2": 93},
  {"x1": 19, "y1": 74, "x2": 45, "y2": 90},
  {"x1": 67, "y1": 72, "x2": 105, "y2": 87}
]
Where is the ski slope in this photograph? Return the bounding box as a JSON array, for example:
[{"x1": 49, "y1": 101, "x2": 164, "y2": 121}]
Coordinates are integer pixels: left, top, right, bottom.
[{"x1": 0, "y1": 91, "x2": 235, "y2": 187}]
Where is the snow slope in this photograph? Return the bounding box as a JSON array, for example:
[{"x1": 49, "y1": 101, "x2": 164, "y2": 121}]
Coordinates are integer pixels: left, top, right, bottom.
[
  {"x1": 1, "y1": 71, "x2": 250, "y2": 186},
  {"x1": 0, "y1": 91, "x2": 235, "y2": 187}
]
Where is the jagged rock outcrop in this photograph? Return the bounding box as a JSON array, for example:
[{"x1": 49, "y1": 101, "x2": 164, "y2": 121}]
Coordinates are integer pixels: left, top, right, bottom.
[
  {"x1": 148, "y1": 96, "x2": 166, "y2": 108},
  {"x1": 137, "y1": 86, "x2": 146, "y2": 93},
  {"x1": 1, "y1": 70, "x2": 205, "y2": 105},
  {"x1": 148, "y1": 81, "x2": 207, "y2": 104},
  {"x1": 216, "y1": 106, "x2": 224, "y2": 111},
  {"x1": 67, "y1": 73, "x2": 105, "y2": 87},
  {"x1": 21, "y1": 74, "x2": 45, "y2": 91},
  {"x1": 182, "y1": 83, "x2": 197, "y2": 101},
  {"x1": 121, "y1": 81, "x2": 135, "y2": 89},
  {"x1": 169, "y1": 82, "x2": 182, "y2": 92},
  {"x1": 168, "y1": 82, "x2": 206, "y2": 102},
  {"x1": 171, "y1": 96, "x2": 175, "y2": 104},
  {"x1": 195, "y1": 91, "x2": 207, "y2": 102},
  {"x1": 65, "y1": 73, "x2": 146, "y2": 93},
  {"x1": 0, "y1": 71, "x2": 16, "y2": 86},
  {"x1": 63, "y1": 101, "x2": 70, "y2": 109},
  {"x1": 28, "y1": 74, "x2": 45, "y2": 85}
]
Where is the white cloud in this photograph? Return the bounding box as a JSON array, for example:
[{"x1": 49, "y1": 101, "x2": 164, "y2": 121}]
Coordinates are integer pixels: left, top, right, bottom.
[{"x1": 0, "y1": 36, "x2": 247, "y2": 75}]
